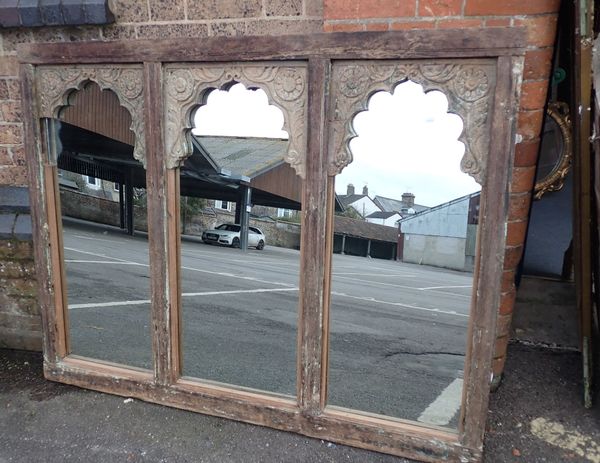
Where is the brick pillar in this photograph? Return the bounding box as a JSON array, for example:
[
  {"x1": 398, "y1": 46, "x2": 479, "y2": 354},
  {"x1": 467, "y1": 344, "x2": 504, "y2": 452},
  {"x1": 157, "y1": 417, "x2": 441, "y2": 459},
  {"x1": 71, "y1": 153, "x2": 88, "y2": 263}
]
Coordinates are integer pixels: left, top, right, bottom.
[{"x1": 323, "y1": 0, "x2": 561, "y2": 382}]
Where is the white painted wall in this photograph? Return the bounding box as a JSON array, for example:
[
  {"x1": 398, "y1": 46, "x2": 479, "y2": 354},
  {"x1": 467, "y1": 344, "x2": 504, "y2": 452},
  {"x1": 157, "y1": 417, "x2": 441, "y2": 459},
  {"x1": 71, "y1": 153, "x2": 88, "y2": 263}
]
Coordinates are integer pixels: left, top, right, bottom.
[
  {"x1": 348, "y1": 196, "x2": 380, "y2": 218},
  {"x1": 402, "y1": 234, "x2": 467, "y2": 271},
  {"x1": 399, "y1": 195, "x2": 470, "y2": 238},
  {"x1": 366, "y1": 213, "x2": 402, "y2": 227}
]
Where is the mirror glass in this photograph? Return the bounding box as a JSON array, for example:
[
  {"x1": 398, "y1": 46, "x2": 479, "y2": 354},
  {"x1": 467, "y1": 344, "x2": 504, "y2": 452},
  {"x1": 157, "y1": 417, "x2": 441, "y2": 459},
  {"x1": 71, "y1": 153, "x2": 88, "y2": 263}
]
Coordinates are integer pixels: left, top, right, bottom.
[
  {"x1": 179, "y1": 83, "x2": 301, "y2": 396},
  {"x1": 56, "y1": 82, "x2": 152, "y2": 369},
  {"x1": 535, "y1": 112, "x2": 564, "y2": 184},
  {"x1": 328, "y1": 81, "x2": 480, "y2": 428}
]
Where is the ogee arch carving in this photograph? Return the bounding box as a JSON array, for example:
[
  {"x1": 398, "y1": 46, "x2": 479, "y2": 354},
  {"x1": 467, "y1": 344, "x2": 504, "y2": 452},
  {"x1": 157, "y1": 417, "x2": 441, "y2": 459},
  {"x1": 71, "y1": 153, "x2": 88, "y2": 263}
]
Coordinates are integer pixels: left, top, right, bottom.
[
  {"x1": 35, "y1": 65, "x2": 146, "y2": 168},
  {"x1": 328, "y1": 60, "x2": 497, "y2": 184},
  {"x1": 164, "y1": 63, "x2": 308, "y2": 177}
]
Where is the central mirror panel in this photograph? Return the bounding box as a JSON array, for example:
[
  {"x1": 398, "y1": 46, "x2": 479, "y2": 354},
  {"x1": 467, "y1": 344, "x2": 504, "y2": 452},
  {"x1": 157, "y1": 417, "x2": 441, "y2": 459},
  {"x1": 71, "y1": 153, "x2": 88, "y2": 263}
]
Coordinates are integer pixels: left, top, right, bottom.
[
  {"x1": 327, "y1": 81, "x2": 481, "y2": 428},
  {"x1": 174, "y1": 75, "x2": 305, "y2": 396}
]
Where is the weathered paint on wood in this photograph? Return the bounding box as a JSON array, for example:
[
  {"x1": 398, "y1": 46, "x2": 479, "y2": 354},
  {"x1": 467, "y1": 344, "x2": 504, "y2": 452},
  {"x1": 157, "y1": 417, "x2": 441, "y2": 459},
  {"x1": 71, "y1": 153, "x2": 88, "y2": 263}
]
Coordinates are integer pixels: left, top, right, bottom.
[
  {"x1": 461, "y1": 55, "x2": 522, "y2": 448},
  {"x1": 297, "y1": 58, "x2": 330, "y2": 414},
  {"x1": 18, "y1": 29, "x2": 526, "y2": 64},
  {"x1": 19, "y1": 30, "x2": 527, "y2": 462}
]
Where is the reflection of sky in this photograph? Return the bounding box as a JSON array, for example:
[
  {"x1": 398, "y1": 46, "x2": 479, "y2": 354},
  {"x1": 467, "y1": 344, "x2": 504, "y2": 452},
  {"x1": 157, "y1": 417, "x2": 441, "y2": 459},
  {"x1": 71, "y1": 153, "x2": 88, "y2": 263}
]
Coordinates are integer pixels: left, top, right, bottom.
[
  {"x1": 337, "y1": 81, "x2": 480, "y2": 207},
  {"x1": 193, "y1": 83, "x2": 289, "y2": 139},
  {"x1": 193, "y1": 81, "x2": 480, "y2": 208}
]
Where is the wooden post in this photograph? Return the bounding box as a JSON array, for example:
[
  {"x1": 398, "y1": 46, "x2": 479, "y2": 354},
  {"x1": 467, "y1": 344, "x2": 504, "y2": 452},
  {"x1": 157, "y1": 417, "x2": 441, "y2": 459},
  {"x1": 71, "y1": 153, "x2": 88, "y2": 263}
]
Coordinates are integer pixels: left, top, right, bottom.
[
  {"x1": 125, "y1": 168, "x2": 134, "y2": 235},
  {"x1": 297, "y1": 58, "x2": 330, "y2": 414},
  {"x1": 119, "y1": 181, "x2": 125, "y2": 229},
  {"x1": 239, "y1": 185, "x2": 252, "y2": 252}
]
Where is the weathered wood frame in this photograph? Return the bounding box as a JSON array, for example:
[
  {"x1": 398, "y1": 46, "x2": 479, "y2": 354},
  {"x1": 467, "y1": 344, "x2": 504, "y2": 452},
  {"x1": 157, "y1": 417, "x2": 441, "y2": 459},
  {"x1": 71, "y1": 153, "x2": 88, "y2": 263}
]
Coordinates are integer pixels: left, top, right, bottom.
[{"x1": 19, "y1": 29, "x2": 525, "y2": 462}]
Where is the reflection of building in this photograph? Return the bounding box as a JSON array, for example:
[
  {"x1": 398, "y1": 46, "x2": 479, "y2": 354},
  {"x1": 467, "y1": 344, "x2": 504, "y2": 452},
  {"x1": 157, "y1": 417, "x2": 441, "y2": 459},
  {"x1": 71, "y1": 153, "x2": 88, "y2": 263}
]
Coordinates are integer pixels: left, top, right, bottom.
[
  {"x1": 337, "y1": 184, "x2": 428, "y2": 225},
  {"x1": 398, "y1": 192, "x2": 480, "y2": 272},
  {"x1": 363, "y1": 210, "x2": 402, "y2": 226},
  {"x1": 337, "y1": 184, "x2": 380, "y2": 218},
  {"x1": 373, "y1": 192, "x2": 429, "y2": 216},
  {"x1": 333, "y1": 216, "x2": 398, "y2": 259}
]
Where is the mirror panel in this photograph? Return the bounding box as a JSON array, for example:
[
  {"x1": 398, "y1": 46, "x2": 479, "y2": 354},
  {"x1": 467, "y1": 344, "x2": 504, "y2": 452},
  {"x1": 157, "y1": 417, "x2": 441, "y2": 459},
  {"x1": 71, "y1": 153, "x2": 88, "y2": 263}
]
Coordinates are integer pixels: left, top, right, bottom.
[
  {"x1": 178, "y1": 82, "x2": 302, "y2": 396},
  {"x1": 56, "y1": 82, "x2": 152, "y2": 369},
  {"x1": 327, "y1": 81, "x2": 481, "y2": 428}
]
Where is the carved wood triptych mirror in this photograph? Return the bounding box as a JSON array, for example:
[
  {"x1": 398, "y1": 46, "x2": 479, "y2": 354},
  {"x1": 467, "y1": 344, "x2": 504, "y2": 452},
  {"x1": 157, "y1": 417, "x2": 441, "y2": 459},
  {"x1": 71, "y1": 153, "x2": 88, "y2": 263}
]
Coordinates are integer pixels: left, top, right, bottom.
[{"x1": 20, "y1": 30, "x2": 525, "y2": 462}]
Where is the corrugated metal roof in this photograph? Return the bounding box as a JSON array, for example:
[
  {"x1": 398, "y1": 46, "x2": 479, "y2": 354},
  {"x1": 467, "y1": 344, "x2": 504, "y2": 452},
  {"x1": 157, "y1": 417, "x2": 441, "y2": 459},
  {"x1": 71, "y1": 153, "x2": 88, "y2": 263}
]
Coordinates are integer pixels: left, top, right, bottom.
[{"x1": 195, "y1": 136, "x2": 289, "y2": 179}]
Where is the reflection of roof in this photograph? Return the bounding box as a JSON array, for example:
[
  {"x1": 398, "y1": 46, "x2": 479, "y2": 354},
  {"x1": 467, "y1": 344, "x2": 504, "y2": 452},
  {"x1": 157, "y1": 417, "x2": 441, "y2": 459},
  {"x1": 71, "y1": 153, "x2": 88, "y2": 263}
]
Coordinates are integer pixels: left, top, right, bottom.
[
  {"x1": 334, "y1": 216, "x2": 397, "y2": 242},
  {"x1": 365, "y1": 211, "x2": 399, "y2": 219},
  {"x1": 195, "y1": 135, "x2": 289, "y2": 179},
  {"x1": 398, "y1": 191, "x2": 480, "y2": 223},
  {"x1": 337, "y1": 194, "x2": 368, "y2": 208},
  {"x1": 373, "y1": 195, "x2": 429, "y2": 213}
]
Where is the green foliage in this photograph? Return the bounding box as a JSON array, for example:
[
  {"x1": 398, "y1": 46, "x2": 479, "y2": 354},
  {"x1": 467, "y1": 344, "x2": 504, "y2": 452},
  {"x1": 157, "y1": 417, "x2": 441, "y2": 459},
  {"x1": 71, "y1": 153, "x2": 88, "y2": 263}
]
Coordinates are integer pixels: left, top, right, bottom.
[
  {"x1": 180, "y1": 196, "x2": 207, "y2": 217},
  {"x1": 335, "y1": 205, "x2": 363, "y2": 220}
]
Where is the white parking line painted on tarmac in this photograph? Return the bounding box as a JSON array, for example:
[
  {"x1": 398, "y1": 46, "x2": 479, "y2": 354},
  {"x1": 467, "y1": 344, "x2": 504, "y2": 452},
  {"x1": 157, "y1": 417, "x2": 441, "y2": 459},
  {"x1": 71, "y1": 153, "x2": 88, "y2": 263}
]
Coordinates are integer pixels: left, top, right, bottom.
[
  {"x1": 333, "y1": 272, "x2": 417, "y2": 277},
  {"x1": 73, "y1": 234, "x2": 122, "y2": 243},
  {"x1": 331, "y1": 291, "x2": 469, "y2": 318},
  {"x1": 69, "y1": 299, "x2": 151, "y2": 309},
  {"x1": 418, "y1": 285, "x2": 472, "y2": 291},
  {"x1": 65, "y1": 246, "x2": 294, "y2": 288},
  {"x1": 64, "y1": 247, "x2": 139, "y2": 264},
  {"x1": 417, "y1": 377, "x2": 463, "y2": 426},
  {"x1": 333, "y1": 275, "x2": 471, "y2": 299},
  {"x1": 65, "y1": 260, "x2": 147, "y2": 266},
  {"x1": 181, "y1": 287, "x2": 298, "y2": 297},
  {"x1": 531, "y1": 418, "x2": 600, "y2": 463},
  {"x1": 68, "y1": 287, "x2": 299, "y2": 309},
  {"x1": 181, "y1": 265, "x2": 294, "y2": 287}
]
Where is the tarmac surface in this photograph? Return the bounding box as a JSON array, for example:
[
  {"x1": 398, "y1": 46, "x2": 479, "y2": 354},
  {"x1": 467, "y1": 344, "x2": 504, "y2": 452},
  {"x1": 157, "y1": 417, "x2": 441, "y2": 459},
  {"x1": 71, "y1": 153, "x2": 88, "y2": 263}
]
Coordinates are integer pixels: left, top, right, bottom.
[
  {"x1": 1, "y1": 343, "x2": 598, "y2": 462},
  {"x1": 61, "y1": 219, "x2": 470, "y2": 427}
]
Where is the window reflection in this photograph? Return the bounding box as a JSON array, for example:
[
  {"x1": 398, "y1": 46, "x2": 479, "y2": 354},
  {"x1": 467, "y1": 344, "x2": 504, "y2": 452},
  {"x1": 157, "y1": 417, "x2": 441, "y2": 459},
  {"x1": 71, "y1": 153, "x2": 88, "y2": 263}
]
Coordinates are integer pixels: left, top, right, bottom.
[
  {"x1": 328, "y1": 81, "x2": 480, "y2": 428},
  {"x1": 56, "y1": 82, "x2": 152, "y2": 369},
  {"x1": 179, "y1": 83, "x2": 301, "y2": 396}
]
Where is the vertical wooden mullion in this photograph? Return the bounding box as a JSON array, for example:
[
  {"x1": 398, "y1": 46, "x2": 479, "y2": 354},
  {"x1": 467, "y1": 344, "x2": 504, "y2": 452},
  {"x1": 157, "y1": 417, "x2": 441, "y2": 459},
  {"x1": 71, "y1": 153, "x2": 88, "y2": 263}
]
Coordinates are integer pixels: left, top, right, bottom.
[
  {"x1": 461, "y1": 55, "x2": 522, "y2": 449},
  {"x1": 21, "y1": 64, "x2": 65, "y2": 364},
  {"x1": 144, "y1": 61, "x2": 176, "y2": 385},
  {"x1": 44, "y1": 163, "x2": 70, "y2": 356},
  {"x1": 319, "y1": 177, "x2": 336, "y2": 409},
  {"x1": 168, "y1": 169, "x2": 182, "y2": 376},
  {"x1": 297, "y1": 58, "x2": 331, "y2": 413}
]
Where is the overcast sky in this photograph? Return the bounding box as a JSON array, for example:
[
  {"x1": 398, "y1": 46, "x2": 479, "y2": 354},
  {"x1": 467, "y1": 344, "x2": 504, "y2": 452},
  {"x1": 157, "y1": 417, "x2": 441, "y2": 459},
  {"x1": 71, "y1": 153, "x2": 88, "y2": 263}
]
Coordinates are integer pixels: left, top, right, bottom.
[{"x1": 194, "y1": 81, "x2": 480, "y2": 207}]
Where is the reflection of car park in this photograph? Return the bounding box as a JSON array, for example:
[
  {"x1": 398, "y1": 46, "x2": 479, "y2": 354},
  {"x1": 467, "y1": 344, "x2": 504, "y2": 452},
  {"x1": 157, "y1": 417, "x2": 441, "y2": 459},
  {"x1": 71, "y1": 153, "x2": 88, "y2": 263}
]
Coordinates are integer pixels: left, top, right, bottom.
[{"x1": 202, "y1": 224, "x2": 266, "y2": 250}]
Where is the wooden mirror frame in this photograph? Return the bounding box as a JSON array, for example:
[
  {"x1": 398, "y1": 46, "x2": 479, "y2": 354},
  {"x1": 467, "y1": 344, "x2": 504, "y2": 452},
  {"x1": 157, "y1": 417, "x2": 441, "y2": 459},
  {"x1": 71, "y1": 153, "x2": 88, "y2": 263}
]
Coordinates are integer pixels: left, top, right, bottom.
[{"x1": 19, "y1": 29, "x2": 525, "y2": 462}]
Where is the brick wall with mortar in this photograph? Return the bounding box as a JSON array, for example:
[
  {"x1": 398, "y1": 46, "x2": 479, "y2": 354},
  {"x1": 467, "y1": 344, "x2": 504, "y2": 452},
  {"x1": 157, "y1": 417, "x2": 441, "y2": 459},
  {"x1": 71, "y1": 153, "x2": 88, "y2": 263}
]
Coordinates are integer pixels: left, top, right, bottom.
[
  {"x1": 0, "y1": 0, "x2": 559, "y2": 383},
  {"x1": 0, "y1": 0, "x2": 323, "y2": 350},
  {"x1": 323, "y1": 0, "x2": 560, "y2": 382}
]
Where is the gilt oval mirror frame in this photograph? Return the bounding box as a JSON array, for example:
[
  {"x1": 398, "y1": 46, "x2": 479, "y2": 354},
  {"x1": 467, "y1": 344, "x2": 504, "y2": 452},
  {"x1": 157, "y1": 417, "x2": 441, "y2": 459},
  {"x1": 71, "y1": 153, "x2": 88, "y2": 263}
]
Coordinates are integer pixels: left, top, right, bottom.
[
  {"x1": 533, "y1": 101, "x2": 572, "y2": 200},
  {"x1": 19, "y1": 29, "x2": 526, "y2": 462}
]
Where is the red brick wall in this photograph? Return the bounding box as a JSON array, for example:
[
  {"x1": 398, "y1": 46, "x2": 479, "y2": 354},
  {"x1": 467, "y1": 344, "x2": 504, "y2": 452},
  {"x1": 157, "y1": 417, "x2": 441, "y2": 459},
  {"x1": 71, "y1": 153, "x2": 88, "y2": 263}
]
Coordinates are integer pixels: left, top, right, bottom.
[
  {"x1": 324, "y1": 0, "x2": 560, "y2": 380},
  {"x1": 0, "y1": 0, "x2": 560, "y2": 376}
]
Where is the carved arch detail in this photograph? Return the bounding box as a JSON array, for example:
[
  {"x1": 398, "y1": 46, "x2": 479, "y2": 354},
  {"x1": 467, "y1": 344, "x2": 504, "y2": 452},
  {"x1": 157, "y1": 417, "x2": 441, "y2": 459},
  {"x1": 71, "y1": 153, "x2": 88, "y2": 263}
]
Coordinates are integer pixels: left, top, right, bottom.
[
  {"x1": 164, "y1": 63, "x2": 308, "y2": 177},
  {"x1": 328, "y1": 60, "x2": 498, "y2": 184},
  {"x1": 35, "y1": 65, "x2": 146, "y2": 168}
]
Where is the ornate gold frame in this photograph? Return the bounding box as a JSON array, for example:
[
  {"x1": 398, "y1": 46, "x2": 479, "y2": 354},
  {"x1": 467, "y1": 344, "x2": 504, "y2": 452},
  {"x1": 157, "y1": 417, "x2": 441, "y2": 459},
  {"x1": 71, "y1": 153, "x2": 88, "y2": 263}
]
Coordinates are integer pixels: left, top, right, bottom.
[{"x1": 534, "y1": 101, "x2": 572, "y2": 200}]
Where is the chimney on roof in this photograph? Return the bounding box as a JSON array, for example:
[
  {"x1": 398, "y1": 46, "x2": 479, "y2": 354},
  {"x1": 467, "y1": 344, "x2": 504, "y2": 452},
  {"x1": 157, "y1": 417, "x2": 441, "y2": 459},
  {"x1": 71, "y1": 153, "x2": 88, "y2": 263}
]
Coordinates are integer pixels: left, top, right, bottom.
[
  {"x1": 402, "y1": 192, "x2": 415, "y2": 207},
  {"x1": 347, "y1": 183, "x2": 355, "y2": 195},
  {"x1": 362, "y1": 185, "x2": 368, "y2": 196}
]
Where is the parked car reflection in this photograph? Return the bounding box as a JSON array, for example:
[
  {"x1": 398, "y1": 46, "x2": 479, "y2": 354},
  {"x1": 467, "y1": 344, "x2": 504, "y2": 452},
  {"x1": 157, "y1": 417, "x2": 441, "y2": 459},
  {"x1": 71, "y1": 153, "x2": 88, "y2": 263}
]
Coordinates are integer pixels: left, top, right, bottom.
[{"x1": 202, "y1": 223, "x2": 266, "y2": 250}]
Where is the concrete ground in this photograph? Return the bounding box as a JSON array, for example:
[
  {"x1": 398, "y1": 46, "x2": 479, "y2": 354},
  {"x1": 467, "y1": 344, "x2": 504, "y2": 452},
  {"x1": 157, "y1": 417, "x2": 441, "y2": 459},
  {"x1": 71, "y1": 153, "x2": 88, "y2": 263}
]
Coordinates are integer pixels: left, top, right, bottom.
[{"x1": 1, "y1": 342, "x2": 599, "y2": 463}]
